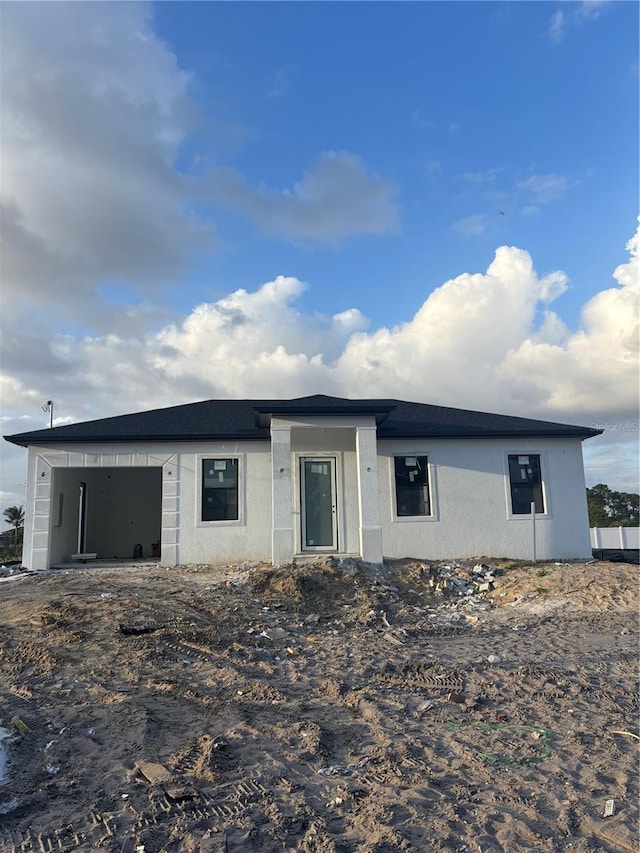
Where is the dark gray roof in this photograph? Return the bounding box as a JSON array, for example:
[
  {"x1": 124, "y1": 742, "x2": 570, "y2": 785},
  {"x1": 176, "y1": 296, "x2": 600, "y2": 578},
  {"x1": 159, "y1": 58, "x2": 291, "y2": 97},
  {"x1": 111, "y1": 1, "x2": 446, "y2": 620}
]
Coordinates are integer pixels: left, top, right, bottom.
[{"x1": 4, "y1": 394, "x2": 601, "y2": 446}]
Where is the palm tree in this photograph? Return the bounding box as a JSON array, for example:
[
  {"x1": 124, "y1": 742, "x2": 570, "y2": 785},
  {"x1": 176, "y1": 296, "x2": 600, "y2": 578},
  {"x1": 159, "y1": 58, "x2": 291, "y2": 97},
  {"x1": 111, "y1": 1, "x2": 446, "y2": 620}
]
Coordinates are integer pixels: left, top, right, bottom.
[{"x1": 3, "y1": 505, "x2": 25, "y2": 543}]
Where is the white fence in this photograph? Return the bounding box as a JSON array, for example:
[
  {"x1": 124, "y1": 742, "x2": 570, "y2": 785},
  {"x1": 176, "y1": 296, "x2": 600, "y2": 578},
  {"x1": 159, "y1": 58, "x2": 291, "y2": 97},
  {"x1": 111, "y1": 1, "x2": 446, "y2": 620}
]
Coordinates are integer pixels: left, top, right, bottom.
[{"x1": 590, "y1": 527, "x2": 640, "y2": 549}]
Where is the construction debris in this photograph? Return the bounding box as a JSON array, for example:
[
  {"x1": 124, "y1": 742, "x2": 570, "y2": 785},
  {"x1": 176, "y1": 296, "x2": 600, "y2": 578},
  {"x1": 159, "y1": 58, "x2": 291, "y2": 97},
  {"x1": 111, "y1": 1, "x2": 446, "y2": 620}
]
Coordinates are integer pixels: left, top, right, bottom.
[
  {"x1": 405, "y1": 560, "x2": 501, "y2": 621},
  {"x1": 137, "y1": 761, "x2": 172, "y2": 785},
  {"x1": 424, "y1": 562, "x2": 496, "y2": 599},
  {"x1": 10, "y1": 716, "x2": 30, "y2": 735}
]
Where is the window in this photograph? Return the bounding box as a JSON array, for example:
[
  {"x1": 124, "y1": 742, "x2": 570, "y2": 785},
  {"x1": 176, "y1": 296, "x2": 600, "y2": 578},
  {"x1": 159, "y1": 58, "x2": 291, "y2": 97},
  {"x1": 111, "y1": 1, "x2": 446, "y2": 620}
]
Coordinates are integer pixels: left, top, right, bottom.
[
  {"x1": 202, "y1": 459, "x2": 238, "y2": 521},
  {"x1": 394, "y1": 456, "x2": 430, "y2": 517},
  {"x1": 508, "y1": 454, "x2": 544, "y2": 514}
]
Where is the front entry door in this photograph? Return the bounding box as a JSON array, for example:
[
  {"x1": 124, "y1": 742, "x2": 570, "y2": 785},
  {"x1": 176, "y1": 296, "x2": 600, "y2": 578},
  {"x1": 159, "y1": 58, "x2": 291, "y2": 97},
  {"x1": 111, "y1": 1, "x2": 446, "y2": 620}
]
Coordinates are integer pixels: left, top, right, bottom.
[{"x1": 301, "y1": 458, "x2": 337, "y2": 551}]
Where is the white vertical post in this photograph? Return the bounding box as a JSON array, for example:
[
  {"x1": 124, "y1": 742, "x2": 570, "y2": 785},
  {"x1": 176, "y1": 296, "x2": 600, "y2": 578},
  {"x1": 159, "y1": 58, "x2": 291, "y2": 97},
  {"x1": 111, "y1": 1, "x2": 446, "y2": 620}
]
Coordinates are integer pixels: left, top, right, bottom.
[
  {"x1": 355, "y1": 425, "x2": 383, "y2": 563},
  {"x1": 270, "y1": 420, "x2": 293, "y2": 565},
  {"x1": 619, "y1": 526, "x2": 626, "y2": 549},
  {"x1": 531, "y1": 501, "x2": 536, "y2": 562}
]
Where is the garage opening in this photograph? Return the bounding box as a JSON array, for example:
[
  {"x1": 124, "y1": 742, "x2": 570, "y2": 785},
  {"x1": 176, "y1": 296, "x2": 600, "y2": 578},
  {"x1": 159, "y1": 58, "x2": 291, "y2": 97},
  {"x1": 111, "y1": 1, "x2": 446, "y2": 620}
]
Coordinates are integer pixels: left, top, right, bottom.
[{"x1": 49, "y1": 467, "x2": 162, "y2": 564}]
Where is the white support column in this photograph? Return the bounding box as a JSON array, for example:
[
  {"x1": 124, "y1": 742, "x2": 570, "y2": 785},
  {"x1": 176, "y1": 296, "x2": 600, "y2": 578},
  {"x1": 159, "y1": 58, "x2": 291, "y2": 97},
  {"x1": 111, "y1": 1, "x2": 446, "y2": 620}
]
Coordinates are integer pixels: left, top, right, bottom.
[
  {"x1": 29, "y1": 450, "x2": 52, "y2": 571},
  {"x1": 21, "y1": 448, "x2": 37, "y2": 570},
  {"x1": 161, "y1": 457, "x2": 179, "y2": 567},
  {"x1": 271, "y1": 421, "x2": 293, "y2": 565},
  {"x1": 355, "y1": 426, "x2": 383, "y2": 564}
]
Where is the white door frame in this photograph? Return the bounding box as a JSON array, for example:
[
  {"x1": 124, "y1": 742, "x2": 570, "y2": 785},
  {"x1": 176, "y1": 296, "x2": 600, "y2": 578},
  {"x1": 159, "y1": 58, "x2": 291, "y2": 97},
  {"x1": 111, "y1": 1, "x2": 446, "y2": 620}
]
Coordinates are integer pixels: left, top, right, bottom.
[{"x1": 300, "y1": 456, "x2": 338, "y2": 551}]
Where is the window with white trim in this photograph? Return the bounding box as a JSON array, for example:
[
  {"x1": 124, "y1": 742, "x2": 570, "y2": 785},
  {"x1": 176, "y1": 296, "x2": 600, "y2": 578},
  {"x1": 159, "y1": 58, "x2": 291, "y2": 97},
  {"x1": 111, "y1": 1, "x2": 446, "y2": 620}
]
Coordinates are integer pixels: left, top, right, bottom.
[
  {"x1": 508, "y1": 454, "x2": 544, "y2": 514},
  {"x1": 202, "y1": 458, "x2": 238, "y2": 521},
  {"x1": 394, "y1": 455, "x2": 430, "y2": 517}
]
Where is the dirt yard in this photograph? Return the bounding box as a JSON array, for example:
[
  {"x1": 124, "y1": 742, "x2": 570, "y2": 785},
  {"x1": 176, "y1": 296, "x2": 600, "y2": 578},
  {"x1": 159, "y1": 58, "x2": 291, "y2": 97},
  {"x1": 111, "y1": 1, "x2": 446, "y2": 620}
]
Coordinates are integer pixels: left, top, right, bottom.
[{"x1": 0, "y1": 557, "x2": 638, "y2": 853}]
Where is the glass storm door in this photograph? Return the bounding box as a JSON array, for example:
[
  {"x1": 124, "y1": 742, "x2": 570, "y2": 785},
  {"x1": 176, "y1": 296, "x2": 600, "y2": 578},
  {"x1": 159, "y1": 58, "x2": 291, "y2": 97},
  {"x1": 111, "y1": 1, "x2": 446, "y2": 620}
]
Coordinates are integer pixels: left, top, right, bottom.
[{"x1": 301, "y1": 458, "x2": 337, "y2": 551}]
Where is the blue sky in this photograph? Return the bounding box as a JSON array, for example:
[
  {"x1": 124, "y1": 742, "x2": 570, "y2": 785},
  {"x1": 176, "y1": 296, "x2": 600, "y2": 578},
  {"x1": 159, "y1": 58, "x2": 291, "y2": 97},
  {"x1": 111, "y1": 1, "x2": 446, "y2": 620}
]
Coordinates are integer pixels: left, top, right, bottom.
[
  {"x1": 1, "y1": 0, "x2": 638, "y2": 505},
  {"x1": 152, "y1": 0, "x2": 637, "y2": 327}
]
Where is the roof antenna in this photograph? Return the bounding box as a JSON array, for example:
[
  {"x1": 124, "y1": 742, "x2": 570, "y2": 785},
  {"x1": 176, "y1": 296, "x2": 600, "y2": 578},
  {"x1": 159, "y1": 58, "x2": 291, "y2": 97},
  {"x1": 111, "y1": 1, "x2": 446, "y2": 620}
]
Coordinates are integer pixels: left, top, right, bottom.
[{"x1": 42, "y1": 400, "x2": 54, "y2": 429}]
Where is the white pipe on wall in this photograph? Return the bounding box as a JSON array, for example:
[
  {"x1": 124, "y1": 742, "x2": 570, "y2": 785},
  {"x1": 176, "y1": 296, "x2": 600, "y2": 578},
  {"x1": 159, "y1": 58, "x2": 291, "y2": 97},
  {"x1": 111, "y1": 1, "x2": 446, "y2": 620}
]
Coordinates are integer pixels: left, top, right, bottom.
[{"x1": 531, "y1": 501, "x2": 536, "y2": 562}]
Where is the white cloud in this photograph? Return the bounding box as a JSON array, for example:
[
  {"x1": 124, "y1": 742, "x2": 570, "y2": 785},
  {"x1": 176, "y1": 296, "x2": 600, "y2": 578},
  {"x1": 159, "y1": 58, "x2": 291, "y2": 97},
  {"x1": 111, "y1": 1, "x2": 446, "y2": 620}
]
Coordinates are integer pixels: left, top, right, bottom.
[
  {"x1": 205, "y1": 151, "x2": 399, "y2": 244},
  {"x1": 153, "y1": 275, "x2": 368, "y2": 395},
  {"x1": 548, "y1": 10, "x2": 566, "y2": 43},
  {"x1": 518, "y1": 174, "x2": 568, "y2": 203},
  {"x1": 334, "y1": 245, "x2": 572, "y2": 408},
  {"x1": 3, "y1": 225, "x2": 638, "y2": 505},
  {"x1": 452, "y1": 214, "x2": 490, "y2": 236},
  {"x1": 460, "y1": 168, "x2": 503, "y2": 185},
  {"x1": 531, "y1": 310, "x2": 570, "y2": 346},
  {"x1": 0, "y1": 2, "x2": 398, "y2": 336},
  {"x1": 577, "y1": 1, "x2": 612, "y2": 21},
  {"x1": 1, "y1": 1, "x2": 209, "y2": 326},
  {"x1": 499, "y1": 223, "x2": 639, "y2": 415},
  {"x1": 549, "y1": 1, "x2": 612, "y2": 43}
]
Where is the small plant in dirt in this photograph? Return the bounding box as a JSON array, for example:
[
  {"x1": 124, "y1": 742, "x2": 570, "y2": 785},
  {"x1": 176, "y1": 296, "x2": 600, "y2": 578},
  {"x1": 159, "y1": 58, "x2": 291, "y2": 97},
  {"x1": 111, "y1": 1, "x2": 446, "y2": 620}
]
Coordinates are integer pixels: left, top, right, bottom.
[
  {"x1": 2, "y1": 504, "x2": 24, "y2": 562},
  {"x1": 498, "y1": 560, "x2": 532, "y2": 572},
  {"x1": 537, "y1": 568, "x2": 548, "y2": 577}
]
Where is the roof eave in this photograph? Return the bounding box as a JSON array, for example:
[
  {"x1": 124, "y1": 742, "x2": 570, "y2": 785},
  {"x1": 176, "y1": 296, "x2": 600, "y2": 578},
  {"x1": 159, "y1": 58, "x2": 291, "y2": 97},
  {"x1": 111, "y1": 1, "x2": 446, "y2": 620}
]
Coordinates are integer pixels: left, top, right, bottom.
[
  {"x1": 6, "y1": 426, "x2": 603, "y2": 447},
  {"x1": 378, "y1": 428, "x2": 602, "y2": 440},
  {"x1": 4, "y1": 431, "x2": 271, "y2": 447}
]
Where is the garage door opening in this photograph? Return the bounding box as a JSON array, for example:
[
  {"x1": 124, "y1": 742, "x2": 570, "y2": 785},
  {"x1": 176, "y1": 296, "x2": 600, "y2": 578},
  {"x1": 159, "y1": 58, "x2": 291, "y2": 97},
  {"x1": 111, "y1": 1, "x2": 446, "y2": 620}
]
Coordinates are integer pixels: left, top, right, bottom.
[{"x1": 49, "y1": 467, "x2": 162, "y2": 565}]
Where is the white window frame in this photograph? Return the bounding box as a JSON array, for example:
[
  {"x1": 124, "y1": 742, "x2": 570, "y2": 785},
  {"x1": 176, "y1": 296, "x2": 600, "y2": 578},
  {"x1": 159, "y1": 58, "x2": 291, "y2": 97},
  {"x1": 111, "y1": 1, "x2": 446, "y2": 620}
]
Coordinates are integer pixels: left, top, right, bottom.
[
  {"x1": 197, "y1": 454, "x2": 245, "y2": 528},
  {"x1": 504, "y1": 450, "x2": 551, "y2": 520},
  {"x1": 390, "y1": 453, "x2": 438, "y2": 523}
]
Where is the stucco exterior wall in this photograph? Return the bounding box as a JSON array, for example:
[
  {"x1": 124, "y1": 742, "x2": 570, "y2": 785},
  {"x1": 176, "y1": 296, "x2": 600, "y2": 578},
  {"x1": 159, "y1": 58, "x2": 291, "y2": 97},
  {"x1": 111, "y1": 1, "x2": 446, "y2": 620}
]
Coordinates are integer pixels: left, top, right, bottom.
[
  {"x1": 22, "y1": 441, "x2": 273, "y2": 570},
  {"x1": 289, "y1": 426, "x2": 360, "y2": 556},
  {"x1": 378, "y1": 436, "x2": 592, "y2": 560},
  {"x1": 19, "y1": 430, "x2": 592, "y2": 569},
  {"x1": 176, "y1": 440, "x2": 272, "y2": 565},
  {"x1": 270, "y1": 415, "x2": 381, "y2": 562}
]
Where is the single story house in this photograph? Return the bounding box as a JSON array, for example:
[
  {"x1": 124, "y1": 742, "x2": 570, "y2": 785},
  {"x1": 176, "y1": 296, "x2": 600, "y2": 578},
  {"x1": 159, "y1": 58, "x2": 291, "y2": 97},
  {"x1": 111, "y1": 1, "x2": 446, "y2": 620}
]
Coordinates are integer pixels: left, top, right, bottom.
[{"x1": 4, "y1": 395, "x2": 601, "y2": 570}]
